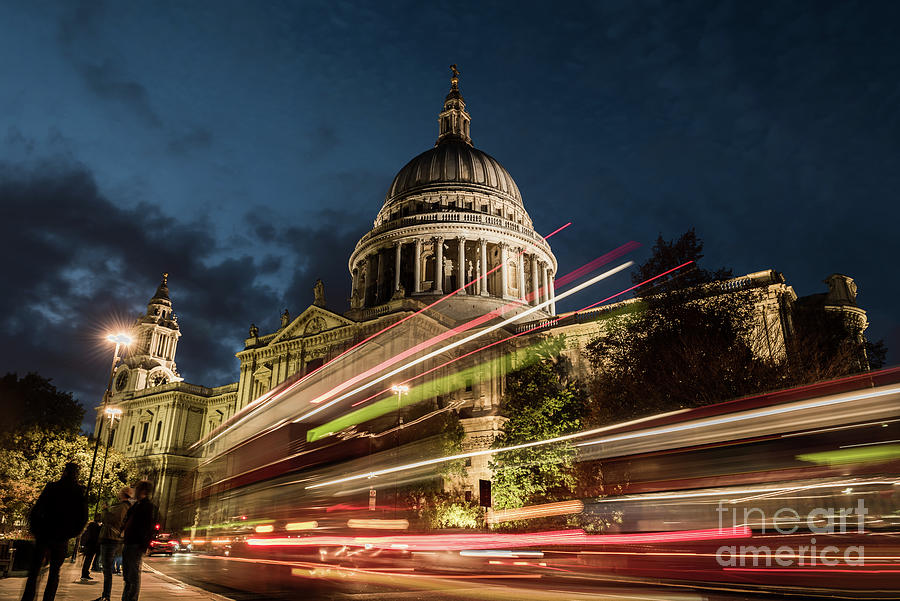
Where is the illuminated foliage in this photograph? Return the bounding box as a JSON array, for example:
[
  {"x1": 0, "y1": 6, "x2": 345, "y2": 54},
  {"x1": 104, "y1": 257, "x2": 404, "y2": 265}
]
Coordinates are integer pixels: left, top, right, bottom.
[
  {"x1": 0, "y1": 372, "x2": 138, "y2": 534},
  {"x1": 0, "y1": 428, "x2": 139, "y2": 533},
  {"x1": 427, "y1": 498, "x2": 484, "y2": 529},
  {"x1": 489, "y1": 336, "x2": 587, "y2": 511}
]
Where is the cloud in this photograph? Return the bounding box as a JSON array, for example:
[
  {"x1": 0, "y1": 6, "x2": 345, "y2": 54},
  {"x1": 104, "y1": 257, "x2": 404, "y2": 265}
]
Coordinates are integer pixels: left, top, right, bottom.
[
  {"x1": 167, "y1": 127, "x2": 214, "y2": 154},
  {"x1": 244, "y1": 209, "x2": 366, "y2": 314},
  {"x1": 0, "y1": 159, "x2": 361, "y2": 428},
  {"x1": 76, "y1": 61, "x2": 163, "y2": 128},
  {"x1": 56, "y1": 2, "x2": 162, "y2": 128}
]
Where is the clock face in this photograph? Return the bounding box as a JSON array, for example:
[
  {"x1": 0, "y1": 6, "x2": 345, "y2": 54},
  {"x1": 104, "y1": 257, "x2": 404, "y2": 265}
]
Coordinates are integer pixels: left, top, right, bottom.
[
  {"x1": 115, "y1": 371, "x2": 128, "y2": 391},
  {"x1": 148, "y1": 372, "x2": 168, "y2": 387}
]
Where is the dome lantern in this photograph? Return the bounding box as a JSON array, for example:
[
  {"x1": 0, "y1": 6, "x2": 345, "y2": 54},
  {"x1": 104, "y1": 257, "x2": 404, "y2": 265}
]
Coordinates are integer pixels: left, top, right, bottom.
[{"x1": 437, "y1": 64, "x2": 472, "y2": 147}]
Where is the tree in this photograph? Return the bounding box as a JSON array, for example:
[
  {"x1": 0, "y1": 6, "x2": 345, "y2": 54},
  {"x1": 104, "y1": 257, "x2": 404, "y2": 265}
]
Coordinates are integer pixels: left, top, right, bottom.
[
  {"x1": 0, "y1": 372, "x2": 137, "y2": 534},
  {"x1": 584, "y1": 229, "x2": 886, "y2": 428},
  {"x1": 632, "y1": 228, "x2": 732, "y2": 295},
  {"x1": 0, "y1": 372, "x2": 85, "y2": 434},
  {"x1": 0, "y1": 427, "x2": 138, "y2": 533},
  {"x1": 584, "y1": 230, "x2": 781, "y2": 425},
  {"x1": 786, "y1": 305, "x2": 886, "y2": 381},
  {"x1": 489, "y1": 337, "x2": 587, "y2": 511}
]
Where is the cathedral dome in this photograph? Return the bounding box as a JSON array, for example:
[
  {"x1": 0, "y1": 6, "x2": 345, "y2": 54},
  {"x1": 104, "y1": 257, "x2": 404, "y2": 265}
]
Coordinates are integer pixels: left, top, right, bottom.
[
  {"x1": 385, "y1": 139, "x2": 523, "y2": 206},
  {"x1": 348, "y1": 66, "x2": 557, "y2": 321}
]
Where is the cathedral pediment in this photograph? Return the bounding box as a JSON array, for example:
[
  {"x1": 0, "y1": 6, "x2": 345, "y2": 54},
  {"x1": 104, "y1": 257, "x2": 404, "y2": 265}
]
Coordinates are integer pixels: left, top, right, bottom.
[{"x1": 268, "y1": 305, "x2": 354, "y2": 345}]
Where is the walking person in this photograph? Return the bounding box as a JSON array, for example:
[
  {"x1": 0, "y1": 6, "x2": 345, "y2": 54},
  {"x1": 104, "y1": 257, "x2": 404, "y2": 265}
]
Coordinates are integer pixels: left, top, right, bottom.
[
  {"x1": 20, "y1": 462, "x2": 88, "y2": 601},
  {"x1": 121, "y1": 481, "x2": 157, "y2": 601},
  {"x1": 80, "y1": 513, "x2": 102, "y2": 581},
  {"x1": 92, "y1": 487, "x2": 132, "y2": 601}
]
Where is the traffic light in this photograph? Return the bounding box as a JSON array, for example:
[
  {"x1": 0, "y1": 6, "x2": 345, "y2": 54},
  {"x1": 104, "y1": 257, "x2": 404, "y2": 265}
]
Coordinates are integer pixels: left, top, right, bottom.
[{"x1": 155, "y1": 524, "x2": 160, "y2": 530}]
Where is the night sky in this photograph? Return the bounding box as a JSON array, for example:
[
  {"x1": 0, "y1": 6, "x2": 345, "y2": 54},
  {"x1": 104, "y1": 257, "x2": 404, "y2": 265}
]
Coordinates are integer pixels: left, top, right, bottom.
[{"x1": 2, "y1": 1, "x2": 898, "y2": 428}]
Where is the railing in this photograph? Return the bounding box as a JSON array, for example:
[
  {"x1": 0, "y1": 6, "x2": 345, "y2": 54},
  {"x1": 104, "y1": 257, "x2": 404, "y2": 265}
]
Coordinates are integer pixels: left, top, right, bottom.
[
  {"x1": 360, "y1": 303, "x2": 395, "y2": 319},
  {"x1": 118, "y1": 380, "x2": 236, "y2": 401},
  {"x1": 513, "y1": 270, "x2": 784, "y2": 334},
  {"x1": 354, "y1": 211, "x2": 551, "y2": 252}
]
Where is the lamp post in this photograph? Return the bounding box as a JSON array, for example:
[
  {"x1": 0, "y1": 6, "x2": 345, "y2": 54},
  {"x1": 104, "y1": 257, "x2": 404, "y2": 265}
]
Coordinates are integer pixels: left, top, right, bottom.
[
  {"x1": 85, "y1": 334, "x2": 131, "y2": 508},
  {"x1": 94, "y1": 407, "x2": 122, "y2": 514},
  {"x1": 390, "y1": 385, "x2": 409, "y2": 517},
  {"x1": 71, "y1": 332, "x2": 130, "y2": 563}
]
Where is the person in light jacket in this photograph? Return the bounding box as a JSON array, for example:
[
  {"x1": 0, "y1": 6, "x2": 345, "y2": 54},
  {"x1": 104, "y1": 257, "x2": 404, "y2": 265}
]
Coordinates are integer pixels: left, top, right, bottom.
[{"x1": 92, "y1": 487, "x2": 132, "y2": 601}]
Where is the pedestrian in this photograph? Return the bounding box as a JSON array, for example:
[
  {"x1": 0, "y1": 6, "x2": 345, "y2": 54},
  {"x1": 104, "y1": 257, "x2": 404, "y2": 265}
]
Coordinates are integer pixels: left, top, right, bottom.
[
  {"x1": 80, "y1": 513, "x2": 102, "y2": 581},
  {"x1": 121, "y1": 481, "x2": 158, "y2": 601},
  {"x1": 92, "y1": 487, "x2": 132, "y2": 601},
  {"x1": 20, "y1": 462, "x2": 88, "y2": 601}
]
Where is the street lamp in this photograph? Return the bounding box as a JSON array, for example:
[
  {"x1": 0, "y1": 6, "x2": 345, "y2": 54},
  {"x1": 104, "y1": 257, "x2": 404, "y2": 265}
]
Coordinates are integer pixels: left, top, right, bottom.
[
  {"x1": 85, "y1": 333, "x2": 132, "y2": 508},
  {"x1": 390, "y1": 385, "x2": 409, "y2": 517},
  {"x1": 391, "y1": 384, "x2": 410, "y2": 422},
  {"x1": 94, "y1": 407, "x2": 123, "y2": 513}
]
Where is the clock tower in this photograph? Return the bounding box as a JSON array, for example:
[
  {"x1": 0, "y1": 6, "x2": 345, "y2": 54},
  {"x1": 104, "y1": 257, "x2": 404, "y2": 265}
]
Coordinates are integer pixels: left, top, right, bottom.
[{"x1": 113, "y1": 273, "x2": 183, "y2": 394}]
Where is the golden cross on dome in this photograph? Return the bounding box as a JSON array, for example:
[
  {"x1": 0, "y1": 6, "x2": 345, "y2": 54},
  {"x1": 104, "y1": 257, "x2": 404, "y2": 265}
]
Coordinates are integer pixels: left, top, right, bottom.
[
  {"x1": 162, "y1": 272, "x2": 168, "y2": 285},
  {"x1": 450, "y1": 64, "x2": 460, "y2": 88}
]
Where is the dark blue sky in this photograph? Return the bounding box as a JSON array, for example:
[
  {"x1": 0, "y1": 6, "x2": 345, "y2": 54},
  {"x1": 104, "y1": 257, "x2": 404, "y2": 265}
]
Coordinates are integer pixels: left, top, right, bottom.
[{"x1": 2, "y1": 0, "x2": 898, "y2": 424}]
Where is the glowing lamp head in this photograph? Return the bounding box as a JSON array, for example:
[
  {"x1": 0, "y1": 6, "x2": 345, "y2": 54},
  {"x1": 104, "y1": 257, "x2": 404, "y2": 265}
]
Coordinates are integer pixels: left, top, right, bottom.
[
  {"x1": 391, "y1": 385, "x2": 409, "y2": 394},
  {"x1": 105, "y1": 407, "x2": 123, "y2": 419},
  {"x1": 107, "y1": 333, "x2": 133, "y2": 345}
]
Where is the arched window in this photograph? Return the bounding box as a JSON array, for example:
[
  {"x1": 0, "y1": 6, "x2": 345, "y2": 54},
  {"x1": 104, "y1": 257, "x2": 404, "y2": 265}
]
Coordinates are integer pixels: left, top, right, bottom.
[
  {"x1": 155, "y1": 421, "x2": 163, "y2": 441},
  {"x1": 141, "y1": 422, "x2": 149, "y2": 443},
  {"x1": 128, "y1": 426, "x2": 135, "y2": 445}
]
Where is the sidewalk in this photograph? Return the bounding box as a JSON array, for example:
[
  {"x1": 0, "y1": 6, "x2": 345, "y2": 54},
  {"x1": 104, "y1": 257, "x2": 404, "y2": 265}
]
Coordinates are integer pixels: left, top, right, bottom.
[{"x1": 0, "y1": 557, "x2": 230, "y2": 601}]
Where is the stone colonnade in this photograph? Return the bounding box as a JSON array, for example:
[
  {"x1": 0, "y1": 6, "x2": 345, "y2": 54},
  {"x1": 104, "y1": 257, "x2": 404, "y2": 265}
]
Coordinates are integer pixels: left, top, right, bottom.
[{"x1": 351, "y1": 236, "x2": 555, "y2": 313}]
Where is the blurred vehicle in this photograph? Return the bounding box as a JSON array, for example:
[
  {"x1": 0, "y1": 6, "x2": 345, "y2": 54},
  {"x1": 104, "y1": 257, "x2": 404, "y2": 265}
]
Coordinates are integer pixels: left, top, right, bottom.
[{"x1": 147, "y1": 532, "x2": 179, "y2": 556}]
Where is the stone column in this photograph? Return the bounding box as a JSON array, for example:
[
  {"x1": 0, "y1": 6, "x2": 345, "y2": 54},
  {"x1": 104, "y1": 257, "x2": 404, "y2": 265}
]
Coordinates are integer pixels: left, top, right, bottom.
[
  {"x1": 434, "y1": 236, "x2": 444, "y2": 294},
  {"x1": 499, "y1": 242, "x2": 509, "y2": 299},
  {"x1": 394, "y1": 241, "x2": 402, "y2": 292},
  {"x1": 414, "y1": 238, "x2": 422, "y2": 293},
  {"x1": 517, "y1": 249, "x2": 526, "y2": 302},
  {"x1": 375, "y1": 250, "x2": 384, "y2": 303},
  {"x1": 549, "y1": 272, "x2": 556, "y2": 315},
  {"x1": 479, "y1": 238, "x2": 489, "y2": 297},
  {"x1": 541, "y1": 264, "x2": 549, "y2": 306},
  {"x1": 531, "y1": 255, "x2": 540, "y2": 306},
  {"x1": 457, "y1": 236, "x2": 466, "y2": 294}
]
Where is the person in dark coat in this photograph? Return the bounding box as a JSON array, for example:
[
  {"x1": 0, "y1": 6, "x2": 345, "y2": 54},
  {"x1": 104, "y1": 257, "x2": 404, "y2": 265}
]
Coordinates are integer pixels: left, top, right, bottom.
[
  {"x1": 80, "y1": 513, "x2": 102, "y2": 580},
  {"x1": 120, "y1": 480, "x2": 158, "y2": 601},
  {"x1": 20, "y1": 462, "x2": 88, "y2": 601}
]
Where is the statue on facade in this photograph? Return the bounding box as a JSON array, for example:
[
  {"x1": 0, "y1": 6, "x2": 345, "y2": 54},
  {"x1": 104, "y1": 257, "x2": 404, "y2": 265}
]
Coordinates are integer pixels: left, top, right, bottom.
[
  {"x1": 349, "y1": 287, "x2": 362, "y2": 309},
  {"x1": 280, "y1": 309, "x2": 290, "y2": 328},
  {"x1": 313, "y1": 279, "x2": 326, "y2": 307},
  {"x1": 249, "y1": 323, "x2": 259, "y2": 337}
]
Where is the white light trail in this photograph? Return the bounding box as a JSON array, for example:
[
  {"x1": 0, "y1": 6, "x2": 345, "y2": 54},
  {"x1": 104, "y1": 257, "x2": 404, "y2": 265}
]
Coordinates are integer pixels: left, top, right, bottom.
[
  {"x1": 306, "y1": 409, "x2": 685, "y2": 489},
  {"x1": 305, "y1": 384, "x2": 900, "y2": 490},
  {"x1": 294, "y1": 261, "x2": 634, "y2": 423},
  {"x1": 575, "y1": 384, "x2": 900, "y2": 449}
]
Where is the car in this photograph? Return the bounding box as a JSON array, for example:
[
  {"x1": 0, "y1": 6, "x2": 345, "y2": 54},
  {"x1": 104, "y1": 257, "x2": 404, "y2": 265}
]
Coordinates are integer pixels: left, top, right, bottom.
[{"x1": 147, "y1": 533, "x2": 179, "y2": 556}]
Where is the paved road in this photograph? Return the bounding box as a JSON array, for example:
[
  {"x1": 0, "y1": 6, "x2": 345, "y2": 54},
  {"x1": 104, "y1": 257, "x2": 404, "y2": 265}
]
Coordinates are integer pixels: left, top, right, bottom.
[{"x1": 145, "y1": 553, "x2": 778, "y2": 601}]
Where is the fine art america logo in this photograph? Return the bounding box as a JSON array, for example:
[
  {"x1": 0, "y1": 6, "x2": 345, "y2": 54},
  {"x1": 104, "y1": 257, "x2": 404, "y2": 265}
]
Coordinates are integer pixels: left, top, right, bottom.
[{"x1": 716, "y1": 500, "x2": 867, "y2": 567}]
